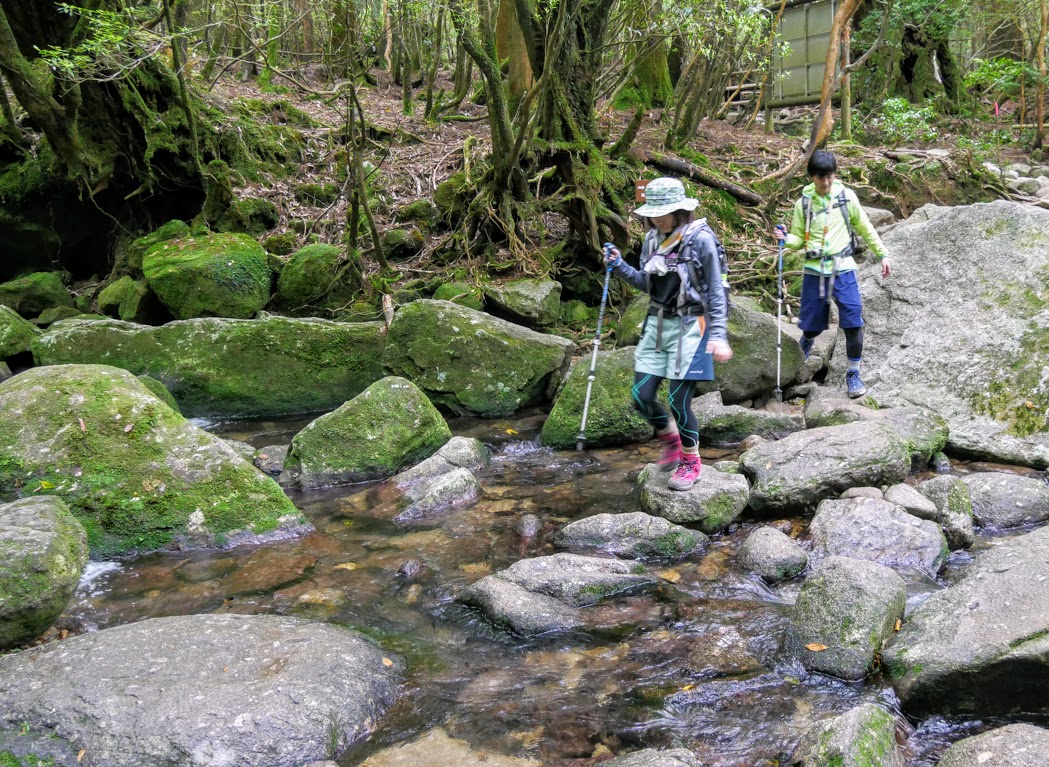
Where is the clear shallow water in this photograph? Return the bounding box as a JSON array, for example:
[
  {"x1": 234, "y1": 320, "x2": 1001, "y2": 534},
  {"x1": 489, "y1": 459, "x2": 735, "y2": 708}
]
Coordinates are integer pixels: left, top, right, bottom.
[{"x1": 62, "y1": 410, "x2": 1020, "y2": 766}]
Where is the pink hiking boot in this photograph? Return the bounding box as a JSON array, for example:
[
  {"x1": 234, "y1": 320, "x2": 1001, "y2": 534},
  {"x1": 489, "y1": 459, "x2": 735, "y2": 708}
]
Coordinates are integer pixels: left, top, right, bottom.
[
  {"x1": 667, "y1": 454, "x2": 702, "y2": 491},
  {"x1": 657, "y1": 431, "x2": 682, "y2": 469}
]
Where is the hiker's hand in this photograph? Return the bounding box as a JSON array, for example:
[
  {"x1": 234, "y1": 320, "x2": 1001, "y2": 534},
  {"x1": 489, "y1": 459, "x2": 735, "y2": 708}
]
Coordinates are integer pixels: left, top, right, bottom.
[
  {"x1": 708, "y1": 339, "x2": 733, "y2": 362},
  {"x1": 881, "y1": 258, "x2": 892, "y2": 279},
  {"x1": 773, "y1": 224, "x2": 787, "y2": 243},
  {"x1": 603, "y1": 243, "x2": 622, "y2": 268}
]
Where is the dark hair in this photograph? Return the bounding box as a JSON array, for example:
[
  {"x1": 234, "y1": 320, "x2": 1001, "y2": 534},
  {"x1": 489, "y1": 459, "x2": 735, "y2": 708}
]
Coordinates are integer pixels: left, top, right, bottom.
[
  {"x1": 807, "y1": 150, "x2": 838, "y2": 177},
  {"x1": 645, "y1": 209, "x2": 695, "y2": 229}
]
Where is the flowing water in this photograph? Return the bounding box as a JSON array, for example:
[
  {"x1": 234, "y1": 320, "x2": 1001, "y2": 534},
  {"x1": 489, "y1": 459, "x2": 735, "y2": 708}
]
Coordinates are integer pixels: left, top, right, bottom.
[{"x1": 61, "y1": 409, "x2": 1036, "y2": 766}]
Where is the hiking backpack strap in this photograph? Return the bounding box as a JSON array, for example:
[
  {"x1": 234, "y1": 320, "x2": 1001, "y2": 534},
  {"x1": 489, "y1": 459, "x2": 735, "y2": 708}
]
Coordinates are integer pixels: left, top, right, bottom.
[{"x1": 836, "y1": 189, "x2": 858, "y2": 252}]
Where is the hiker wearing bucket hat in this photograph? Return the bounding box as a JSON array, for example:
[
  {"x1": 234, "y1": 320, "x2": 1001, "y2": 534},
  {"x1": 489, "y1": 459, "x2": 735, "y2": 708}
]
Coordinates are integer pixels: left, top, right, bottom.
[{"x1": 603, "y1": 177, "x2": 733, "y2": 491}]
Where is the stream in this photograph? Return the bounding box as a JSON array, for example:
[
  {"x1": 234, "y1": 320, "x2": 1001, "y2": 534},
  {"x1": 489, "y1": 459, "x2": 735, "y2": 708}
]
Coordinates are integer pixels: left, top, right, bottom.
[{"x1": 62, "y1": 408, "x2": 1027, "y2": 767}]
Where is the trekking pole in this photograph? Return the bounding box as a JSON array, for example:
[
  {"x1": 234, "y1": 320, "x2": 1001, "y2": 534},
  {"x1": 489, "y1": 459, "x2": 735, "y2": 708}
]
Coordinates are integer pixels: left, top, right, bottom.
[
  {"x1": 774, "y1": 228, "x2": 785, "y2": 402},
  {"x1": 576, "y1": 251, "x2": 615, "y2": 451}
]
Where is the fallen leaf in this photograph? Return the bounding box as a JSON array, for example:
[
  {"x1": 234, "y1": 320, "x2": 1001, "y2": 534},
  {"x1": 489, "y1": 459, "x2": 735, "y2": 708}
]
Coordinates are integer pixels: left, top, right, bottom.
[
  {"x1": 895, "y1": 619, "x2": 902, "y2": 631},
  {"x1": 38, "y1": 480, "x2": 54, "y2": 489},
  {"x1": 805, "y1": 643, "x2": 828, "y2": 652},
  {"x1": 334, "y1": 562, "x2": 359, "y2": 571},
  {"x1": 505, "y1": 428, "x2": 519, "y2": 434},
  {"x1": 124, "y1": 423, "x2": 134, "y2": 433},
  {"x1": 78, "y1": 750, "x2": 85, "y2": 763},
  {"x1": 382, "y1": 657, "x2": 394, "y2": 667},
  {"x1": 680, "y1": 684, "x2": 695, "y2": 691},
  {"x1": 79, "y1": 418, "x2": 86, "y2": 432},
  {"x1": 459, "y1": 562, "x2": 491, "y2": 574},
  {"x1": 659, "y1": 570, "x2": 682, "y2": 583}
]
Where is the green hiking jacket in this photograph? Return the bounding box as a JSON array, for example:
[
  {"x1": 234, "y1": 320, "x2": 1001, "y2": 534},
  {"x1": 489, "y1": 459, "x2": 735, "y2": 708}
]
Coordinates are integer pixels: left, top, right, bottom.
[{"x1": 784, "y1": 180, "x2": 890, "y2": 275}]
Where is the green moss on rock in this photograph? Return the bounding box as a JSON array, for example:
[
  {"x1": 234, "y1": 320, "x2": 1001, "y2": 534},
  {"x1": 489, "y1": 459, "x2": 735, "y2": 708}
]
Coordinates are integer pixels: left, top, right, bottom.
[
  {"x1": 272, "y1": 244, "x2": 362, "y2": 316},
  {"x1": 432, "y1": 281, "x2": 483, "y2": 309},
  {"x1": 263, "y1": 232, "x2": 299, "y2": 256},
  {"x1": 0, "y1": 365, "x2": 300, "y2": 557},
  {"x1": 383, "y1": 227, "x2": 425, "y2": 260},
  {"x1": 293, "y1": 182, "x2": 341, "y2": 206},
  {"x1": 126, "y1": 220, "x2": 191, "y2": 274},
  {"x1": 143, "y1": 233, "x2": 271, "y2": 319},
  {"x1": 0, "y1": 272, "x2": 73, "y2": 318},
  {"x1": 284, "y1": 376, "x2": 451, "y2": 488},
  {"x1": 396, "y1": 199, "x2": 439, "y2": 228},
  {"x1": 0, "y1": 305, "x2": 42, "y2": 358},
  {"x1": 33, "y1": 315, "x2": 387, "y2": 418}
]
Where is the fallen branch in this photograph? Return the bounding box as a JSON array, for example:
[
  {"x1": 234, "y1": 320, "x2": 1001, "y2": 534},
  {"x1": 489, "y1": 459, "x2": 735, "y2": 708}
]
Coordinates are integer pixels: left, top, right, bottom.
[{"x1": 643, "y1": 150, "x2": 765, "y2": 207}]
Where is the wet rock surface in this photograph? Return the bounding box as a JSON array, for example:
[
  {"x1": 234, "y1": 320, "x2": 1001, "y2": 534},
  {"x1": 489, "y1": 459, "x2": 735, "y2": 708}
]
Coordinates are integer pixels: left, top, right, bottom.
[
  {"x1": 884, "y1": 524, "x2": 1049, "y2": 717},
  {"x1": 737, "y1": 526, "x2": 807, "y2": 583},
  {"x1": 914, "y1": 475, "x2": 975, "y2": 549},
  {"x1": 554, "y1": 511, "x2": 708, "y2": 559},
  {"x1": 809, "y1": 497, "x2": 949, "y2": 576},
  {"x1": 0, "y1": 614, "x2": 403, "y2": 767},
  {"x1": 785, "y1": 556, "x2": 906, "y2": 680},
  {"x1": 962, "y1": 471, "x2": 1049, "y2": 528},
  {"x1": 693, "y1": 390, "x2": 805, "y2": 446},
  {"x1": 792, "y1": 703, "x2": 903, "y2": 767},
  {"x1": 934, "y1": 723, "x2": 1049, "y2": 767},
  {"x1": 638, "y1": 463, "x2": 750, "y2": 533}
]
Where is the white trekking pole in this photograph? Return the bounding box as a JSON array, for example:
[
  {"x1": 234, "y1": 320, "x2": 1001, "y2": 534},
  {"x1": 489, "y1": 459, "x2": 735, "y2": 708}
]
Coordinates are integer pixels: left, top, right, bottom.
[
  {"x1": 774, "y1": 229, "x2": 786, "y2": 402},
  {"x1": 577, "y1": 253, "x2": 615, "y2": 451}
]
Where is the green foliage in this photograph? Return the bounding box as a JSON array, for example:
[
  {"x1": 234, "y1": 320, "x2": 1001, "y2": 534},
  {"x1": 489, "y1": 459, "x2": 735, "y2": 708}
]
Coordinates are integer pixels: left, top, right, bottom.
[
  {"x1": 34, "y1": 4, "x2": 160, "y2": 81},
  {"x1": 862, "y1": 98, "x2": 938, "y2": 146},
  {"x1": 963, "y1": 57, "x2": 1033, "y2": 102}
]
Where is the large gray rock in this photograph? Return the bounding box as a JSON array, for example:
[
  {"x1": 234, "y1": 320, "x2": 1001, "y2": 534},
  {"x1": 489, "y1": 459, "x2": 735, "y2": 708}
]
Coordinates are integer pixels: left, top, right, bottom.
[
  {"x1": 804, "y1": 386, "x2": 873, "y2": 428},
  {"x1": 394, "y1": 467, "x2": 482, "y2": 521},
  {"x1": 935, "y1": 724, "x2": 1049, "y2": 767},
  {"x1": 541, "y1": 346, "x2": 655, "y2": 449},
  {"x1": 383, "y1": 300, "x2": 574, "y2": 417},
  {"x1": 482, "y1": 278, "x2": 561, "y2": 326},
  {"x1": 914, "y1": 476, "x2": 975, "y2": 550},
  {"x1": 883, "y1": 524, "x2": 1049, "y2": 716},
  {"x1": 458, "y1": 575, "x2": 583, "y2": 636},
  {"x1": 0, "y1": 304, "x2": 42, "y2": 359},
  {"x1": 0, "y1": 497, "x2": 88, "y2": 650},
  {"x1": 0, "y1": 614, "x2": 402, "y2": 767},
  {"x1": 792, "y1": 703, "x2": 903, "y2": 767},
  {"x1": 33, "y1": 315, "x2": 386, "y2": 417},
  {"x1": 693, "y1": 390, "x2": 804, "y2": 446},
  {"x1": 836, "y1": 201, "x2": 1049, "y2": 468},
  {"x1": 392, "y1": 436, "x2": 489, "y2": 488},
  {"x1": 638, "y1": 463, "x2": 750, "y2": 534},
  {"x1": 962, "y1": 471, "x2": 1049, "y2": 528},
  {"x1": 739, "y1": 421, "x2": 911, "y2": 514},
  {"x1": 284, "y1": 376, "x2": 451, "y2": 489},
  {"x1": 737, "y1": 526, "x2": 807, "y2": 583},
  {"x1": 696, "y1": 302, "x2": 805, "y2": 403},
  {"x1": 0, "y1": 364, "x2": 304, "y2": 558},
  {"x1": 554, "y1": 511, "x2": 708, "y2": 559},
  {"x1": 785, "y1": 556, "x2": 906, "y2": 680},
  {"x1": 809, "y1": 497, "x2": 949, "y2": 576}
]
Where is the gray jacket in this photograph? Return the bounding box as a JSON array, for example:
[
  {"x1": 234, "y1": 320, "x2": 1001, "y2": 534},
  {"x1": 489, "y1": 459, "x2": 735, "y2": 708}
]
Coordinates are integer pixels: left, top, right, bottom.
[{"x1": 612, "y1": 220, "x2": 729, "y2": 343}]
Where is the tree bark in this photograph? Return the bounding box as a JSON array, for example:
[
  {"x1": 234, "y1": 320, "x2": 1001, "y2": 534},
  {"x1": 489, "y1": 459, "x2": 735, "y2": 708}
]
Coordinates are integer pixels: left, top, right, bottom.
[{"x1": 1035, "y1": 0, "x2": 1048, "y2": 148}]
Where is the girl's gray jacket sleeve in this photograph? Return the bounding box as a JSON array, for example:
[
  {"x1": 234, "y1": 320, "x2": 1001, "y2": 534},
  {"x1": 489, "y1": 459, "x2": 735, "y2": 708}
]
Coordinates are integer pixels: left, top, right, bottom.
[
  {"x1": 694, "y1": 230, "x2": 729, "y2": 344},
  {"x1": 610, "y1": 233, "x2": 652, "y2": 292}
]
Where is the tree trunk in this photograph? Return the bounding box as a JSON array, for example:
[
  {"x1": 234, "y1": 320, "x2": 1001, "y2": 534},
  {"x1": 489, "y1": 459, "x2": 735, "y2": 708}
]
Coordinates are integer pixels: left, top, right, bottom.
[
  {"x1": 0, "y1": 0, "x2": 204, "y2": 279},
  {"x1": 1035, "y1": 0, "x2": 1048, "y2": 148},
  {"x1": 895, "y1": 24, "x2": 960, "y2": 105}
]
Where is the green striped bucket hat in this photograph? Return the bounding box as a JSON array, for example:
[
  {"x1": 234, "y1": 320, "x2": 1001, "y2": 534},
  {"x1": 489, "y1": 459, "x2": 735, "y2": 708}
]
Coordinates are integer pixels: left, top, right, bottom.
[{"x1": 633, "y1": 177, "x2": 699, "y2": 217}]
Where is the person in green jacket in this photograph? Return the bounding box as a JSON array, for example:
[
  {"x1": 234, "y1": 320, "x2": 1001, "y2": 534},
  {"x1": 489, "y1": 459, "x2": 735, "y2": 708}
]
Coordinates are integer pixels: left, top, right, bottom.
[{"x1": 773, "y1": 150, "x2": 892, "y2": 398}]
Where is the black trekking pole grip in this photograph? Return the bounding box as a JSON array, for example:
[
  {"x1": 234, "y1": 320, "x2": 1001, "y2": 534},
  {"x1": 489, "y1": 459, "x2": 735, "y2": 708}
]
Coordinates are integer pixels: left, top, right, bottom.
[{"x1": 576, "y1": 259, "x2": 614, "y2": 451}]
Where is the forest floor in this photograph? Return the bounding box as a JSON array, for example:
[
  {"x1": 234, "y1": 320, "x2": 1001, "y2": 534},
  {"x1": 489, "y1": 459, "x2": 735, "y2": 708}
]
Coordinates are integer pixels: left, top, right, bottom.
[{"x1": 206, "y1": 68, "x2": 1030, "y2": 320}]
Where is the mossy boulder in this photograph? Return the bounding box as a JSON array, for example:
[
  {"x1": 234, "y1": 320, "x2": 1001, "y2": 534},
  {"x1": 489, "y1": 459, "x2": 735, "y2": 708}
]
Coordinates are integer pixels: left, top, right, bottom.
[
  {"x1": 35, "y1": 306, "x2": 83, "y2": 326},
  {"x1": 434, "y1": 172, "x2": 469, "y2": 222},
  {"x1": 263, "y1": 232, "x2": 299, "y2": 256},
  {"x1": 0, "y1": 304, "x2": 41, "y2": 359},
  {"x1": 0, "y1": 496, "x2": 88, "y2": 650},
  {"x1": 97, "y1": 276, "x2": 167, "y2": 324},
  {"x1": 0, "y1": 272, "x2": 73, "y2": 318},
  {"x1": 785, "y1": 556, "x2": 907, "y2": 680},
  {"x1": 142, "y1": 233, "x2": 271, "y2": 319},
  {"x1": 136, "y1": 375, "x2": 181, "y2": 414},
  {"x1": 396, "y1": 199, "x2": 439, "y2": 228},
  {"x1": 616, "y1": 293, "x2": 649, "y2": 346},
  {"x1": 383, "y1": 300, "x2": 575, "y2": 417},
  {"x1": 293, "y1": 182, "x2": 341, "y2": 206},
  {"x1": 126, "y1": 220, "x2": 191, "y2": 274},
  {"x1": 693, "y1": 391, "x2": 805, "y2": 446},
  {"x1": 432, "y1": 281, "x2": 483, "y2": 310},
  {"x1": 284, "y1": 376, "x2": 451, "y2": 489},
  {"x1": 271, "y1": 244, "x2": 362, "y2": 316},
  {"x1": 483, "y1": 278, "x2": 562, "y2": 327},
  {"x1": 214, "y1": 197, "x2": 280, "y2": 236},
  {"x1": 553, "y1": 511, "x2": 707, "y2": 559},
  {"x1": 792, "y1": 703, "x2": 903, "y2": 767},
  {"x1": 638, "y1": 464, "x2": 751, "y2": 534},
  {"x1": 382, "y1": 227, "x2": 425, "y2": 261},
  {"x1": 0, "y1": 364, "x2": 304, "y2": 557},
  {"x1": 541, "y1": 346, "x2": 654, "y2": 449},
  {"x1": 33, "y1": 316, "x2": 387, "y2": 418}
]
